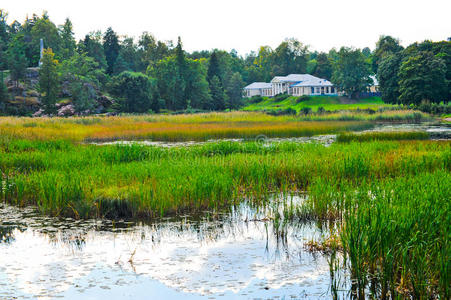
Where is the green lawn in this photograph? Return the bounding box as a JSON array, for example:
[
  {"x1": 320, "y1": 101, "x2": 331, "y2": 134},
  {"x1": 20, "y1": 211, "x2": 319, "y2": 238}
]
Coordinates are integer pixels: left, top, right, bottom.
[{"x1": 242, "y1": 95, "x2": 395, "y2": 112}]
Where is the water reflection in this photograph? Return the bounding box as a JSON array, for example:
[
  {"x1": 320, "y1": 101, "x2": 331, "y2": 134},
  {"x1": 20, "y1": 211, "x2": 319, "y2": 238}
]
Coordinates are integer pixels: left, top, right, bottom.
[
  {"x1": 91, "y1": 122, "x2": 451, "y2": 148},
  {"x1": 0, "y1": 197, "x2": 338, "y2": 299}
]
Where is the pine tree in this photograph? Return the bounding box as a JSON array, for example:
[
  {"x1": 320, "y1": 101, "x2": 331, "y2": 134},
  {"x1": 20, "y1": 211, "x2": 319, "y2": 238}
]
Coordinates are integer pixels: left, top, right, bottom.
[
  {"x1": 7, "y1": 33, "x2": 28, "y2": 87},
  {"x1": 209, "y1": 75, "x2": 225, "y2": 110},
  {"x1": 0, "y1": 76, "x2": 8, "y2": 111},
  {"x1": 103, "y1": 27, "x2": 120, "y2": 74},
  {"x1": 207, "y1": 51, "x2": 220, "y2": 82},
  {"x1": 39, "y1": 48, "x2": 60, "y2": 113},
  {"x1": 59, "y1": 18, "x2": 76, "y2": 60},
  {"x1": 174, "y1": 37, "x2": 186, "y2": 109},
  {"x1": 226, "y1": 72, "x2": 244, "y2": 109}
]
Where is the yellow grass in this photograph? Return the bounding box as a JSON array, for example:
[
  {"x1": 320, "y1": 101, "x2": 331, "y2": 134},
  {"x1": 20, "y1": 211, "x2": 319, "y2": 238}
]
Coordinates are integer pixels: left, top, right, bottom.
[{"x1": 0, "y1": 112, "x2": 371, "y2": 142}]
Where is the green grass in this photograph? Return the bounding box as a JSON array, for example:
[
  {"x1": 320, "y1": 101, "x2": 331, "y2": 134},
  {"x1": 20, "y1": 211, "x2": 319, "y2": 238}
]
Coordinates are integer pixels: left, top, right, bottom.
[
  {"x1": 337, "y1": 131, "x2": 429, "y2": 142},
  {"x1": 0, "y1": 119, "x2": 448, "y2": 298},
  {"x1": 243, "y1": 95, "x2": 395, "y2": 113}
]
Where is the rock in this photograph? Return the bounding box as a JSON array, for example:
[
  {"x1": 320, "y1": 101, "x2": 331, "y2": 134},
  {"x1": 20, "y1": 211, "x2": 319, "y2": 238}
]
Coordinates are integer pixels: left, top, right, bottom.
[
  {"x1": 97, "y1": 95, "x2": 113, "y2": 107},
  {"x1": 57, "y1": 104, "x2": 75, "y2": 117},
  {"x1": 27, "y1": 90, "x2": 40, "y2": 98},
  {"x1": 32, "y1": 109, "x2": 45, "y2": 117},
  {"x1": 61, "y1": 80, "x2": 72, "y2": 97}
]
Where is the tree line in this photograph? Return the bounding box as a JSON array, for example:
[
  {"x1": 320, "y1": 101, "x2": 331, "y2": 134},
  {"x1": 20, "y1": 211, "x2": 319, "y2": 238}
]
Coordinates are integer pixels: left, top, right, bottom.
[{"x1": 0, "y1": 10, "x2": 449, "y2": 115}]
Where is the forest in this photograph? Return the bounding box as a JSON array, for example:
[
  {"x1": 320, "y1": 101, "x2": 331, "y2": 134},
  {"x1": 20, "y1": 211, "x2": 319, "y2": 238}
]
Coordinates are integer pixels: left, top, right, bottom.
[{"x1": 0, "y1": 10, "x2": 450, "y2": 116}]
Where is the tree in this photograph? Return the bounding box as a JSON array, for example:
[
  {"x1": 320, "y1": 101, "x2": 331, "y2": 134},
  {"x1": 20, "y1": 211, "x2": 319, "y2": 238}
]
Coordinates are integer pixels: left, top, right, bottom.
[
  {"x1": 39, "y1": 48, "x2": 60, "y2": 113},
  {"x1": 103, "y1": 27, "x2": 120, "y2": 74},
  {"x1": 138, "y1": 32, "x2": 170, "y2": 71},
  {"x1": 31, "y1": 14, "x2": 61, "y2": 61},
  {"x1": 7, "y1": 33, "x2": 28, "y2": 87},
  {"x1": 332, "y1": 47, "x2": 372, "y2": 98},
  {"x1": 59, "y1": 18, "x2": 76, "y2": 60},
  {"x1": 69, "y1": 79, "x2": 96, "y2": 113},
  {"x1": 373, "y1": 35, "x2": 403, "y2": 73},
  {"x1": 174, "y1": 37, "x2": 186, "y2": 109},
  {"x1": 0, "y1": 76, "x2": 8, "y2": 110},
  {"x1": 225, "y1": 72, "x2": 244, "y2": 109},
  {"x1": 80, "y1": 32, "x2": 107, "y2": 70},
  {"x1": 0, "y1": 9, "x2": 10, "y2": 70},
  {"x1": 377, "y1": 53, "x2": 402, "y2": 104},
  {"x1": 59, "y1": 53, "x2": 106, "y2": 112},
  {"x1": 209, "y1": 75, "x2": 226, "y2": 110},
  {"x1": 110, "y1": 71, "x2": 158, "y2": 113},
  {"x1": 313, "y1": 52, "x2": 333, "y2": 80},
  {"x1": 118, "y1": 36, "x2": 139, "y2": 72},
  {"x1": 398, "y1": 51, "x2": 447, "y2": 105},
  {"x1": 184, "y1": 59, "x2": 211, "y2": 110},
  {"x1": 207, "y1": 51, "x2": 221, "y2": 82},
  {"x1": 271, "y1": 38, "x2": 309, "y2": 76}
]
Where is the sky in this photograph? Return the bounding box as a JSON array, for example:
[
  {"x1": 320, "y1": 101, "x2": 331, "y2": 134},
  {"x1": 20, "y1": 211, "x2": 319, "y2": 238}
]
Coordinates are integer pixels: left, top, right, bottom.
[{"x1": 2, "y1": 0, "x2": 451, "y2": 55}]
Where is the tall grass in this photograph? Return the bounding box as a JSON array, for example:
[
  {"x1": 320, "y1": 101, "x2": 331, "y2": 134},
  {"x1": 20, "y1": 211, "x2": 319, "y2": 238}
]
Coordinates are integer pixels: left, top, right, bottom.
[
  {"x1": 307, "y1": 172, "x2": 450, "y2": 299},
  {"x1": 0, "y1": 113, "x2": 373, "y2": 142},
  {"x1": 0, "y1": 131, "x2": 448, "y2": 297},
  {"x1": 337, "y1": 131, "x2": 429, "y2": 142}
]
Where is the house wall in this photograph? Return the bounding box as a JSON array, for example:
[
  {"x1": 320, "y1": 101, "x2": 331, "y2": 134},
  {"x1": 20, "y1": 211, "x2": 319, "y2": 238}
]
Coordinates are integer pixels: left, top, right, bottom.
[
  {"x1": 369, "y1": 85, "x2": 379, "y2": 93},
  {"x1": 244, "y1": 89, "x2": 262, "y2": 98},
  {"x1": 290, "y1": 86, "x2": 338, "y2": 96}
]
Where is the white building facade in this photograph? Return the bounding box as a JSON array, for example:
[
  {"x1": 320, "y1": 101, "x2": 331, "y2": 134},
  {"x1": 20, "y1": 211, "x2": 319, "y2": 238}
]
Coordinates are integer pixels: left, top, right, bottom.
[{"x1": 244, "y1": 74, "x2": 339, "y2": 98}]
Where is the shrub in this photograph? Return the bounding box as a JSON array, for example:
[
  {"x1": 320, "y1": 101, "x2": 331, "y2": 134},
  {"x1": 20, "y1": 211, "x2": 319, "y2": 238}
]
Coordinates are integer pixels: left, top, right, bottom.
[
  {"x1": 249, "y1": 95, "x2": 263, "y2": 103},
  {"x1": 317, "y1": 107, "x2": 326, "y2": 114},
  {"x1": 418, "y1": 101, "x2": 432, "y2": 114},
  {"x1": 300, "y1": 107, "x2": 312, "y2": 115},
  {"x1": 296, "y1": 95, "x2": 310, "y2": 103},
  {"x1": 273, "y1": 93, "x2": 289, "y2": 102},
  {"x1": 265, "y1": 107, "x2": 296, "y2": 116}
]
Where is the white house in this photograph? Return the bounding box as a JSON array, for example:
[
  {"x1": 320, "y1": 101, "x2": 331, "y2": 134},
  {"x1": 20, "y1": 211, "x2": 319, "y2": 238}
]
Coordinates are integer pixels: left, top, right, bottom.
[
  {"x1": 369, "y1": 75, "x2": 379, "y2": 93},
  {"x1": 243, "y1": 82, "x2": 273, "y2": 97},
  {"x1": 244, "y1": 74, "x2": 338, "y2": 97}
]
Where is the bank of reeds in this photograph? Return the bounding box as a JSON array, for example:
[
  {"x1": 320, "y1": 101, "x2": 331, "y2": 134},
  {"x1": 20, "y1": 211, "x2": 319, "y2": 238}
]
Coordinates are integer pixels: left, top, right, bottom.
[
  {"x1": 0, "y1": 116, "x2": 370, "y2": 142},
  {"x1": 0, "y1": 136, "x2": 449, "y2": 298},
  {"x1": 337, "y1": 131, "x2": 429, "y2": 142},
  {"x1": 0, "y1": 110, "x2": 429, "y2": 142}
]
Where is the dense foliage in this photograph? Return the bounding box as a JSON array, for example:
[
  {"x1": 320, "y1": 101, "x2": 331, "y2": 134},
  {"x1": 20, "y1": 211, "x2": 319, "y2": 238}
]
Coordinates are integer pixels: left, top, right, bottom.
[
  {"x1": 0, "y1": 10, "x2": 449, "y2": 115},
  {"x1": 376, "y1": 36, "x2": 451, "y2": 105}
]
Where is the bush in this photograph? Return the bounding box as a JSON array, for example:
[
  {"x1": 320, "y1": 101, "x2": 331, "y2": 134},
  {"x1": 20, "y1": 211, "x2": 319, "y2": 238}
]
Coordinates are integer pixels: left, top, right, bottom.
[
  {"x1": 300, "y1": 107, "x2": 312, "y2": 115},
  {"x1": 265, "y1": 107, "x2": 296, "y2": 116},
  {"x1": 418, "y1": 101, "x2": 432, "y2": 114},
  {"x1": 273, "y1": 93, "x2": 289, "y2": 102},
  {"x1": 296, "y1": 95, "x2": 310, "y2": 103},
  {"x1": 249, "y1": 95, "x2": 263, "y2": 104},
  {"x1": 317, "y1": 107, "x2": 326, "y2": 114}
]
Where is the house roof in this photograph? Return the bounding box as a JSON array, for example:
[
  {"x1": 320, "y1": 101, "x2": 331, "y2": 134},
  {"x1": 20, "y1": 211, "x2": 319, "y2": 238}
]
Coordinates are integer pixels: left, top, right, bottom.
[
  {"x1": 244, "y1": 82, "x2": 272, "y2": 89},
  {"x1": 291, "y1": 77, "x2": 333, "y2": 87},
  {"x1": 271, "y1": 74, "x2": 318, "y2": 83}
]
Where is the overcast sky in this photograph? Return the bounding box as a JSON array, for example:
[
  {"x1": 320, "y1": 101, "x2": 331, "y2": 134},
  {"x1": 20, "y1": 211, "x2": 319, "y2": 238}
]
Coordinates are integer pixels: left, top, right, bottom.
[{"x1": 3, "y1": 0, "x2": 451, "y2": 55}]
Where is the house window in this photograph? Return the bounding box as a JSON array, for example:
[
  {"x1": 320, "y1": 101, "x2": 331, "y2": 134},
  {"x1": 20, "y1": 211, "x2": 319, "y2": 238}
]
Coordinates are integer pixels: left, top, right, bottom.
[
  {"x1": 331, "y1": 87, "x2": 335, "y2": 93},
  {"x1": 311, "y1": 87, "x2": 314, "y2": 94}
]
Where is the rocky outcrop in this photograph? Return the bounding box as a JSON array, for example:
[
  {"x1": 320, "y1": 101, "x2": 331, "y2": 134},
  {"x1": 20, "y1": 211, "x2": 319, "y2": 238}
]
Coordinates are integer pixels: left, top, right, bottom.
[{"x1": 57, "y1": 104, "x2": 75, "y2": 116}]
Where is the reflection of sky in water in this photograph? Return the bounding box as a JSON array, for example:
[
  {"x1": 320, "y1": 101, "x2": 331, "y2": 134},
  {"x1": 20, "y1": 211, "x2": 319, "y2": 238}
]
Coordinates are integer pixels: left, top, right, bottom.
[
  {"x1": 92, "y1": 123, "x2": 450, "y2": 148},
  {"x1": 0, "y1": 197, "x2": 336, "y2": 299}
]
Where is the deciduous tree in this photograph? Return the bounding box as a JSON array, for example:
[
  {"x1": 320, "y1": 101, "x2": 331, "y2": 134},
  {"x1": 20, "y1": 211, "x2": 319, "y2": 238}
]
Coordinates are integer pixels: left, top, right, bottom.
[
  {"x1": 110, "y1": 71, "x2": 157, "y2": 113},
  {"x1": 398, "y1": 51, "x2": 447, "y2": 105},
  {"x1": 332, "y1": 47, "x2": 372, "y2": 98},
  {"x1": 39, "y1": 48, "x2": 60, "y2": 113}
]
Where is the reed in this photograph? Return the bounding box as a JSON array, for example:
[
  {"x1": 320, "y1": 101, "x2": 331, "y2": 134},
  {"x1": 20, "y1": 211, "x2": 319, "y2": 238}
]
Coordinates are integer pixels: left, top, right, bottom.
[
  {"x1": 0, "y1": 127, "x2": 448, "y2": 298},
  {"x1": 337, "y1": 131, "x2": 429, "y2": 142},
  {"x1": 0, "y1": 113, "x2": 374, "y2": 142}
]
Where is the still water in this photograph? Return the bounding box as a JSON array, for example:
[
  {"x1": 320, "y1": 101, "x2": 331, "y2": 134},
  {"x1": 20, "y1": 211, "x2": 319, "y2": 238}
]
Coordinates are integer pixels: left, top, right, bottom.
[
  {"x1": 92, "y1": 122, "x2": 451, "y2": 148},
  {"x1": 0, "y1": 197, "x2": 341, "y2": 299}
]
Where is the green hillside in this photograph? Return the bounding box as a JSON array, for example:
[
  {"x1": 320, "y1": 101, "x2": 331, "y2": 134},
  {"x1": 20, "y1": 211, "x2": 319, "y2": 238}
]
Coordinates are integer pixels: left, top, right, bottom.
[{"x1": 242, "y1": 95, "x2": 394, "y2": 113}]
